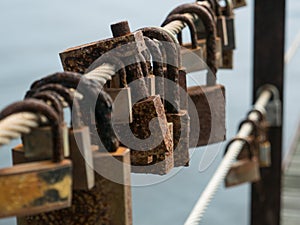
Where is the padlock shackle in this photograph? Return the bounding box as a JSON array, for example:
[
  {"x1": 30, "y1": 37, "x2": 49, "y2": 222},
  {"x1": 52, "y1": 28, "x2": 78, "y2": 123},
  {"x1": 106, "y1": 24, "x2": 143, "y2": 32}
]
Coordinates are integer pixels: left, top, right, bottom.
[
  {"x1": 85, "y1": 54, "x2": 128, "y2": 88},
  {"x1": 138, "y1": 27, "x2": 180, "y2": 113},
  {"x1": 137, "y1": 52, "x2": 150, "y2": 78},
  {"x1": 247, "y1": 108, "x2": 266, "y2": 123},
  {"x1": 223, "y1": 0, "x2": 234, "y2": 17},
  {"x1": 144, "y1": 37, "x2": 164, "y2": 78},
  {"x1": 28, "y1": 84, "x2": 83, "y2": 128},
  {"x1": 196, "y1": 1, "x2": 218, "y2": 21},
  {"x1": 225, "y1": 137, "x2": 253, "y2": 159},
  {"x1": 0, "y1": 99, "x2": 64, "y2": 162},
  {"x1": 167, "y1": 3, "x2": 218, "y2": 77},
  {"x1": 162, "y1": 14, "x2": 198, "y2": 50},
  {"x1": 30, "y1": 72, "x2": 119, "y2": 152},
  {"x1": 29, "y1": 91, "x2": 64, "y2": 123}
]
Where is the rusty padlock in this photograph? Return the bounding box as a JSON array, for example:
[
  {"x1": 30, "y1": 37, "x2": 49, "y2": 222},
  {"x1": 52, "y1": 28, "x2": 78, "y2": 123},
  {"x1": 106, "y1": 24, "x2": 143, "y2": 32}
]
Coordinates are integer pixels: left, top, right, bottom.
[
  {"x1": 225, "y1": 137, "x2": 261, "y2": 188},
  {"x1": 166, "y1": 4, "x2": 226, "y2": 146},
  {"x1": 28, "y1": 83, "x2": 95, "y2": 190},
  {"x1": 219, "y1": 0, "x2": 236, "y2": 69},
  {"x1": 85, "y1": 54, "x2": 133, "y2": 125},
  {"x1": 167, "y1": 3, "x2": 223, "y2": 69},
  {"x1": 17, "y1": 85, "x2": 132, "y2": 225},
  {"x1": 162, "y1": 14, "x2": 205, "y2": 73},
  {"x1": 247, "y1": 108, "x2": 272, "y2": 167},
  {"x1": 140, "y1": 26, "x2": 190, "y2": 167},
  {"x1": 22, "y1": 91, "x2": 70, "y2": 159},
  {"x1": 0, "y1": 99, "x2": 72, "y2": 218}
]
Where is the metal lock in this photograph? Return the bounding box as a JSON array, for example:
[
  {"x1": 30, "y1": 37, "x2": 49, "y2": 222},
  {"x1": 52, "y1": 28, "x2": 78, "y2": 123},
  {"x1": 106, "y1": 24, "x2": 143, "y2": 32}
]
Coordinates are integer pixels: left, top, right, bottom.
[
  {"x1": 17, "y1": 86, "x2": 132, "y2": 225},
  {"x1": 86, "y1": 54, "x2": 133, "y2": 125},
  {"x1": 167, "y1": 3, "x2": 226, "y2": 146},
  {"x1": 162, "y1": 14, "x2": 205, "y2": 73},
  {"x1": 22, "y1": 91, "x2": 70, "y2": 159},
  {"x1": 141, "y1": 26, "x2": 190, "y2": 167},
  {"x1": 247, "y1": 108, "x2": 272, "y2": 167},
  {"x1": 31, "y1": 84, "x2": 95, "y2": 190},
  {"x1": 225, "y1": 137, "x2": 261, "y2": 188},
  {"x1": 232, "y1": 0, "x2": 247, "y2": 9},
  {"x1": 168, "y1": 3, "x2": 223, "y2": 69},
  {"x1": 219, "y1": 0, "x2": 236, "y2": 69},
  {"x1": 100, "y1": 22, "x2": 173, "y2": 175},
  {"x1": 0, "y1": 100, "x2": 72, "y2": 218}
]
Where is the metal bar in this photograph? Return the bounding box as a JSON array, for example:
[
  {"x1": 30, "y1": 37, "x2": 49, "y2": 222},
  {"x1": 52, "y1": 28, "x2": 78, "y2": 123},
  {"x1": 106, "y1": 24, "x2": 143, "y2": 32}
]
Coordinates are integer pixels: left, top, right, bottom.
[
  {"x1": 184, "y1": 90, "x2": 273, "y2": 225},
  {"x1": 252, "y1": 0, "x2": 285, "y2": 225}
]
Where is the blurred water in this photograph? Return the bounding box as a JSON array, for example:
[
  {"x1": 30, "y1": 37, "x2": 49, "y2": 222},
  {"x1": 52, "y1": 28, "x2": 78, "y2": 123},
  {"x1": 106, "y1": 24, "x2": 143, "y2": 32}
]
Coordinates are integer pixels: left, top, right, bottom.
[{"x1": 0, "y1": 0, "x2": 299, "y2": 225}]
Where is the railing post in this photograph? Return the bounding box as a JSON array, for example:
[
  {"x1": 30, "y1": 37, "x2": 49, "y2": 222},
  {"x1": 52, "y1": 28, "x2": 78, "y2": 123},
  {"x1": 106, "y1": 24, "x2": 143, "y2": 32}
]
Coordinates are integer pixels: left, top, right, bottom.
[{"x1": 252, "y1": 0, "x2": 286, "y2": 225}]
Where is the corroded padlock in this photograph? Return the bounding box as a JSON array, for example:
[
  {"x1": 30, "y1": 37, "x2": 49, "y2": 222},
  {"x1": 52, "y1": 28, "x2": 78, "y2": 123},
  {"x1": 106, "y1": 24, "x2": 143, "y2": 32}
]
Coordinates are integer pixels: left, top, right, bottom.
[
  {"x1": 225, "y1": 137, "x2": 261, "y2": 188},
  {"x1": 219, "y1": 0, "x2": 236, "y2": 69},
  {"x1": 0, "y1": 99, "x2": 72, "y2": 218},
  {"x1": 22, "y1": 91, "x2": 70, "y2": 159},
  {"x1": 232, "y1": 0, "x2": 247, "y2": 9},
  {"x1": 140, "y1": 26, "x2": 190, "y2": 167},
  {"x1": 29, "y1": 83, "x2": 95, "y2": 190},
  {"x1": 107, "y1": 22, "x2": 173, "y2": 175},
  {"x1": 166, "y1": 3, "x2": 226, "y2": 146},
  {"x1": 18, "y1": 74, "x2": 132, "y2": 225},
  {"x1": 247, "y1": 108, "x2": 272, "y2": 167},
  {"x1": 162, "y1": 14, "x2": 205, "y2": 73}
]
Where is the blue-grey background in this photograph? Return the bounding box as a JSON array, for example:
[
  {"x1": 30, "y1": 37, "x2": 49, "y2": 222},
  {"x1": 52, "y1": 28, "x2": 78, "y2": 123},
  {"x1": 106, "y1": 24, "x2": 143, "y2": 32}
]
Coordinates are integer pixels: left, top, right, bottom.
[{"x1": 0, "y1": 0, "x2": 299, "y2": 224}]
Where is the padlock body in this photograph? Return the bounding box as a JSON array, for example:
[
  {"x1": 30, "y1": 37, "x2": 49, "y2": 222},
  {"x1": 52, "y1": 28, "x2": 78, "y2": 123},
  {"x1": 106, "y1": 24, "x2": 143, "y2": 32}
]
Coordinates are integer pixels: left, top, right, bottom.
[
  {"x1": 167, "y1": 110, "x2": 190, "y2": 167},
  {"x1": 18, "y1": 147, "x2": 132, "y2": 225},
  {"x1": 224, "y1": 16, "x2": 236, "y2": 51},
  {"x1": 69, "y1": 126, "x2": 95, "y2": 190},
  {"x1": 0, "y1": 158, "x2": 72, "y2": 218},
  {"x1": 188, "y1": 84, "x2": 226, "y2": 146},
  {"x1": 105, "y1": 87, "x2": 133, "y2": 124},
  {"x1": 259, "y1": 141, "x2": 271, "y2": 167},
  {"x1": 23, "y1": 124, "x2": 69, "y2": 160},
  {"x1": 225, "y1": 158, "x2": 261, "y2": 187},
  {"x1": 181, "y1": 44, "x2": 205, "y2": 73}
]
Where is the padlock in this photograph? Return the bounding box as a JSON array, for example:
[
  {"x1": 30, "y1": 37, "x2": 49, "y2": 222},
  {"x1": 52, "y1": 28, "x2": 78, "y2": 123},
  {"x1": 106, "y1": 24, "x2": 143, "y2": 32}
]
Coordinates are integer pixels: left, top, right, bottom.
[
  {"x1": 29, "y1": 72, "x2": 120, "y2": 153},
  {"x1": 225, "y1": 137, "x2": 261, "y2": 188},
  {"x1": 17, "y1": 86, "x2": 132, "y2": 225},
  {"x1": 167, "y1": 3, "x2": 223, "y2": 69},
  {"x1": 232, "y1": 0, "x2": 247, "y2": 9},
  {"x1": 22, "y1": 91, "x2": 70, "y2": 160},
  {"x1": 85, "y1": 53, "x2": 133, "y2": 125},
  {"x1": 0, "y1": 99, "x2": 72, "y2": 218},
  {"x1": 166, "y1": 3, "x2": 226, "y2": 146},
  {"x1": 27, "y1": 84, "x2": 95, "y2": 190},
  {"x1": 247, "y1": 108, "x2": 272, "y2": 167},
  {"x1": 162, "y1": 14, "x2": 205, "y2": 73},
  {"x1": 140, "y1": 26, "x2": 190, "y2": 167},
  {"x1": 219, "y1": 0, "x2": 236, "y2": 69}
]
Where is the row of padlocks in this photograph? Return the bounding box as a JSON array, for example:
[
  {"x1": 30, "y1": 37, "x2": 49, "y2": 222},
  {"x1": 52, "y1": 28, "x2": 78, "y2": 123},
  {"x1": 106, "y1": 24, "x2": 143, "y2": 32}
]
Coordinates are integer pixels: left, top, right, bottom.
[{"x1": 0, "y1": 1, "x2": 266, "y2": 224}]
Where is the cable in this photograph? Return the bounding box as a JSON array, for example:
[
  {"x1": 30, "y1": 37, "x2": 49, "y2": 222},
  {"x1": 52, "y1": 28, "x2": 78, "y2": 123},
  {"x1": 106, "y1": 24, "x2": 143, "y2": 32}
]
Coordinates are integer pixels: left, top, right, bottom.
[{"x1": 184, "y1": 89, "x2": 273, "y2": 225}]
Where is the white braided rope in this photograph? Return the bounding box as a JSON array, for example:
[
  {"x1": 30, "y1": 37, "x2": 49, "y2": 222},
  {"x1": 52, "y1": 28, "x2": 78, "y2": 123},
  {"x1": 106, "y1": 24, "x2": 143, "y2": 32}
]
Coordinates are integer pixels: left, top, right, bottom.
[
  {"x1": 163, "y1": 13, "x2": 196, "y2": 36},
  {"x1": 184, "y1": 90, "x2": 272, "y2": 225},
  {"x1": 85, "y1": 63, "x2": 116, "y2": 86},
  {"x1": 0, "y1": 112, "x2": 40, "y2": 146}
]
